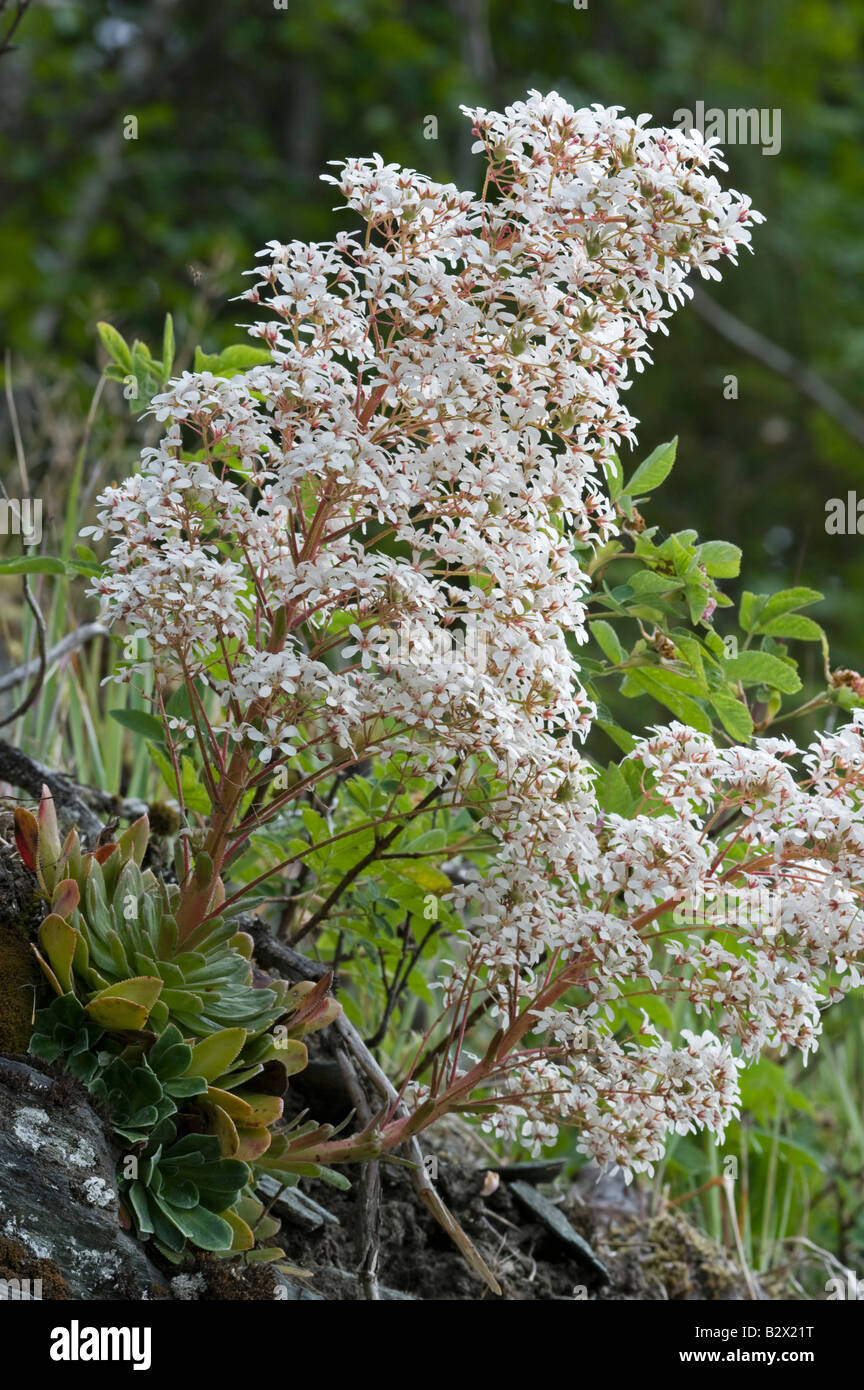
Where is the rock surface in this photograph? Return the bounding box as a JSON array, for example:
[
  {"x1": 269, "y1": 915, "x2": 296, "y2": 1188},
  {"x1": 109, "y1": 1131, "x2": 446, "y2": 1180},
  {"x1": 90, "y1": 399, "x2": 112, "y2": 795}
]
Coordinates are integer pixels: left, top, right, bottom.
[
  {"x1": 0, "y1": 1056, "x2": 166, "y2": 1300},
  {"x1": 509, "y1": 1178, "x2": 612, "y2": 1282}
]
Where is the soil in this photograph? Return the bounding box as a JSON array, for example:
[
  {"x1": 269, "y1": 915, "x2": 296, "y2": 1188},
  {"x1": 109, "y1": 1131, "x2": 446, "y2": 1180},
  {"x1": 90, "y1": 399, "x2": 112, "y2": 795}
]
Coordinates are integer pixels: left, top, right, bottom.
[
  {"x1": 0, "y1": 1233, "x2": 70, "y2": 1299},
  {"x1": 231, "y1": 1123, "x2": 755, "y2": 1302},
  {"x1": 0, "y1": 821, "x2": 43, "y2": 1053}
]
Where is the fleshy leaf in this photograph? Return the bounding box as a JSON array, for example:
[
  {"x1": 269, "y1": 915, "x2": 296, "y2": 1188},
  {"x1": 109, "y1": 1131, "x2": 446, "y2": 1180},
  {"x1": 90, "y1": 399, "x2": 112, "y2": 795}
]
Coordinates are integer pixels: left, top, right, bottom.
[
  {"x1": 38, "y1": 914, "x2": 79, "y2": 994},
  {"x1": 185, "y1": 1027, "x2": 247, "y2": 1082}
]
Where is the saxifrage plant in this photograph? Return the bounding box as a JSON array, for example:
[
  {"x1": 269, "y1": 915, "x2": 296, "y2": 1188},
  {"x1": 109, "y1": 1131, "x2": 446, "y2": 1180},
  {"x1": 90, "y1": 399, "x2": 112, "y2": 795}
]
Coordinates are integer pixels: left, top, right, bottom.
[
  {"x1": 23, "y1": 94, "x2": 864, "y2": 1248},
  {"x1": 21, "y1": 790, "x2": 343, "y2": 1258}
]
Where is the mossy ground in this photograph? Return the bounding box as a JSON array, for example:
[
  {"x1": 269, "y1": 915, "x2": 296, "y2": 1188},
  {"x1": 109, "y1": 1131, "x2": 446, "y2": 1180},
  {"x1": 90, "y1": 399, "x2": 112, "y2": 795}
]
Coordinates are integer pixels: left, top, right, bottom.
[
  {"x1": 0, "y1": 826, "x2": 43, "y2": 1054},
  {"x1": 0, "y1": 1234, "x2": 70, "y2": 1300}
]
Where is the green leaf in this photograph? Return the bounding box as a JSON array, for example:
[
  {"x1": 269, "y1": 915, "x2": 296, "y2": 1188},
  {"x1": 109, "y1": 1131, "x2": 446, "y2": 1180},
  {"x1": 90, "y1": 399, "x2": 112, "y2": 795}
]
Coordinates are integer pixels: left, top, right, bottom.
[
  {"x1": 625, "y1": 669, "x2": 712, "y2": 733},
  {"x1": 71, "y1": 545, "x2": 101, "y2": 576},
  {"x1": 739, "y1": 592, "x2": 766, "y2": 632},
  {"x1": 152, "y1": 1196, "x2": 235, "y2": 1251},
  {"x1": 193, "y1": 344, "x2": 272, "y2": 377},
  {"x1": 694, "y1": 541, "x2": 742, "y2": 579},
  {"x1": 603, "y1": 453, "x2": 624, "y2": 500},
  {"x1": 128, "y1": 1181, "x2": 155, "y2": 1236},
  {"x1": 591, "y1": 620, "x2": 624, "y2": 664},
  {"x1": 162, "y1": 314, "x2": 175, "y2": 378},
  {"x1": 408, "y1": 829, "x2": 448, "y2": 853},
  {"x1": 595, "y1": 719, "x2": 637, "y2": 754},
  {"x1": 684, "y1": 579, "x2": 711, "y2": 625},
  {"x1": 739, "y1": 1059, "x2": 813, "y2": 1125},
  {"x1": 621, "y1": 987, "x2": 675, "y2": 1031},
  {"x1": 150, "y1": 747, "x2": 211, "y2": 815},
  {"x1": 655, "y1": 531, "x2": 693, "y2": 576},
  {"x1": 724, "y1": 651, "x2": 802, "y2": 694},
  {"x1": 669, "y1": 633, "x2": 708, "y2": 691},
  {"x1": 624, "y1": 437, "x2": 677, "y2": 495},
  {"x1": 596, "y1": 762, "x2": 637, "y2": 816},
  {"x1": 0, "y1": 556, "x2": 67, "y2": 575},
  {"x1": 758, "y1": 587, "x2": 823, "y2": 623},
  {"x1": 709, "y1": 694, "x2": 754, "y2": 742},
  {"x1": 38, "y1": 916, "x2": 79, "y2": 994},
  {"x1": 628, "y1": 570, "x2": 678, "y2": 596},
  {"x1": 185, "y1": 1028, "x2": 247, "y2": 1083},
  {"x1": 166, "y1": 681, "x2": 198, "y2": 721},
  {"x1": 389, "y1": 860, "x2": 452, "y2": 895},
  {"x1": 315, "y1": 1166, "x2": 352, "y2": 1191},
  {"x1": 109, "y1": 709, "x2": 166, "y2": 743},
  {"x1": 256, "y1": 1037, "x2": 308, "y2": 1077},
  {"x1": 627, "y1": 665, "x2": 706, "y2": 698},
  {"x1": 90, "y1": 975, "x2": 164, "y2": 1010},
  {"x1": 84, "y1": 995, "x2": 150, "y2": 1030},
  {"x1": 180, "y1": 757, "x2": 212, "y2": 815},
  {"x1": 756, "y1": 614, "x2": 825, "y2": 642},
  {"x1": 97, "y1": 321, "x2": 134, "y2": 372}
]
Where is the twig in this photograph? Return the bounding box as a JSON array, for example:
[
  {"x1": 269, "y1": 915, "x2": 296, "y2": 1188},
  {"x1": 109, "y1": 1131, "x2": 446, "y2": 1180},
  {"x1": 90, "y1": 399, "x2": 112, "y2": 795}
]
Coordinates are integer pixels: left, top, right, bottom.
[
  {"x1": 357, "y1": 1160, "x2": 382, "y2": 1300},
  {"x1": 0, "y1": 579, "x2": 47, "y2": 728},
  {"x1": 244, "y1": 917, "x2": 330, "y2": 980},
  {"x1": 335, "y1": 1046, "x2": 381, "y2": 1301},
  {"x1": 0, "y1": 738, "x2": 146, "y2": 840},
  {"x1": 0, "y1": 740, "x2": 102, "y2": 840},
  {"x1": 0, "y1": 622, "x2": 110, "y2": 694},
  {"x1": 366, "y1": 915, "x2": 440, "y2": 1049},
  {"x1": 0, "y1": 1, "x2": 30, "y2": 62},
  {"x1": 690, "y1": 287, "x2": 864, "y2": 449},
  {"x1": 412, "y1": 998, "x2": 489, "y2": 1081},
  {"x1": 289, "y1": 776, "x2": 454, "y2": 946},
  {"x1": 248, "y1": 924, "x2": 502, "y2": 1295}
]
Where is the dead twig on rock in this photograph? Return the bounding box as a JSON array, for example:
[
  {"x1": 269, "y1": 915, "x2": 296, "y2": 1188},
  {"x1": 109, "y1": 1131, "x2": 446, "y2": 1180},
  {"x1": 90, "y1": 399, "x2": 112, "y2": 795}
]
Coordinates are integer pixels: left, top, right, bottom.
[
  {"x1": 248, "y1": 923, "x2": 502, "y2": 1295},
  {"x1": 0, "y1": 739, "x2": 148, "y2": 842},
  {"x1": 0, "y1": 622, "x2": 110, "y2": 695},
  {"x1": 336, "y1": 1046, "x2": 381, "y2": 1301}
]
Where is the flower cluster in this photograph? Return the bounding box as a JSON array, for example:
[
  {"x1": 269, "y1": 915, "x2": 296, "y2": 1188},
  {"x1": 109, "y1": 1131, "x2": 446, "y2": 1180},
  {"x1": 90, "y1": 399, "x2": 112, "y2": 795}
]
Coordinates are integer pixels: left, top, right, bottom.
[
  {"x1": 84, "y1": 93, "x2": 864, "y2": 1180},
  {"x1": 87, "y1": 92, "x2": 760, "y2": 786}
]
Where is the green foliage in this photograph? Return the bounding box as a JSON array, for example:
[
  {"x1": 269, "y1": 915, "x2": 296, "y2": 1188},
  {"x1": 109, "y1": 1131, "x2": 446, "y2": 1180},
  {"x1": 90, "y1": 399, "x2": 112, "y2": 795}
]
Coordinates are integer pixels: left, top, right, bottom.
[
  {"x1": 126, "y1": 1124, "x2": 249, "y2": 1255},
  {"x1": 88, "y1": 1025, "x2": 208, "y2": 1144},
  {"x1": 192, "y1": 344, "x2": 272, "y2": 376},
  {"x1": 22, "y1": 795, "x2": 290, "y2": 1042},
  {"x1": 98, "y1": 316, "x2": 176, "y2": 413},
  {"x1": 7, "y1": 2, "x2": 864, "y2": 1283},
  {"x1": 22, "y1": 791, "x2": 347, "y2": 1260},
  {"x1": 27, "y1": 996, "x2": 248, "y2": 1256},
  {"x1": 0, "y1": 555, "x2": 67, "y2": 575},
  {"x1": 28, "y1": 992, "x2": 105, "y2": 1085},
  {"x1": 580, "y1": 437, "x2": 861, "y2": 761}
]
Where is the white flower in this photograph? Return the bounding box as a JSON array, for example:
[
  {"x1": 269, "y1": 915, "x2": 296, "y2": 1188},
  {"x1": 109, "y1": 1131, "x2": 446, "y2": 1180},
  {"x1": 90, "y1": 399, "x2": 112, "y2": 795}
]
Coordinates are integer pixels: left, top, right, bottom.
[{"x1": 86, "y1": 93, "x2": 864, "y2": 1178}]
